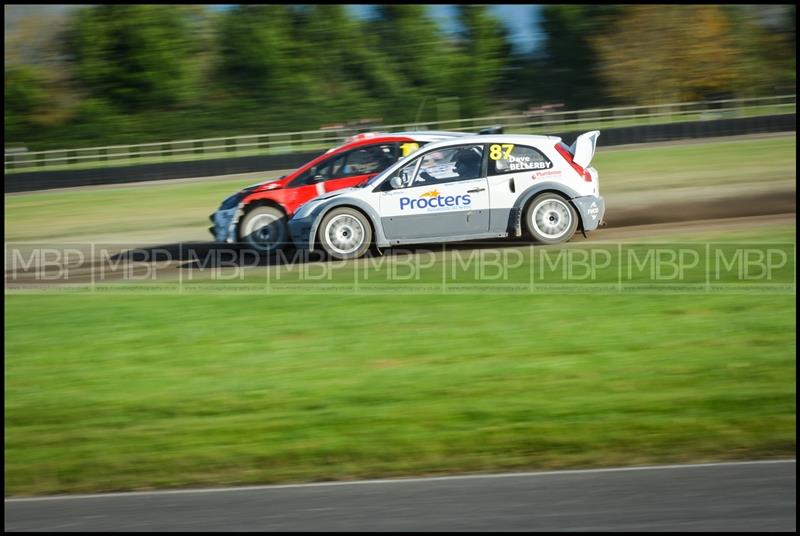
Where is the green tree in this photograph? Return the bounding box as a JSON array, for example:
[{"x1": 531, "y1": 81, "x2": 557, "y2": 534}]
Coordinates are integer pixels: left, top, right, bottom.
[
  {"x1": 374, "y1": 5, "x2": 460, "y2": 121},
  {"x1": 4, "y1": 66, "x2": 48, "y2": 137},
  {"x1": 593, "y1": 5, "x2": 752, "y2": 104},
  {"x1": 289, "y1": 5, "x2": 386, "y2": 123},
  {"x1": 455, "y1": 5, "x2": 509, "y2": 118},
  {"x1": 69, "y1": 5, "x2": 197, "y2": 111},
  {"x1": 217, "y1": 5, "x2": 304, "y2": 103},
  {"x1": 178, "y1": 5, "x2": 221, "y2": 103},
  {"x1": 536, "y1": 5, "x2": 621, "y2": 108},
  {"x1": 726, "y1": 5, "x2": 796, "y2": 98}
]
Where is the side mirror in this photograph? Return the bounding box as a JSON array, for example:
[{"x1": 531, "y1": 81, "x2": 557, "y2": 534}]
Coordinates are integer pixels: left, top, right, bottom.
[
  {"x1": 389, "y1": 176, "x2": 404, "y2": 189},
  {"x1": 310, "y1": 174, "x2": 325, "y2": 183}
]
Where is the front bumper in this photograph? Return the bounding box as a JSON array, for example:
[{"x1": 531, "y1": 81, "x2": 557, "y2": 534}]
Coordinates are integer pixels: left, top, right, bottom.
[
  {"x1": 288, "y1": 216, "x2": 316, "y2": 251},
  {"x1": 209, "y1": 207, "x2": 238, "y2": 243},
  {"x1": 572, "y1": 195, "x2": 605, "y2": 231}
]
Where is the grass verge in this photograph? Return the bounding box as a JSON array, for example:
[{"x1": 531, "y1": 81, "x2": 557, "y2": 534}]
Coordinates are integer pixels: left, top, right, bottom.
[{"x1": 5, "y1": 225, "x2": 796, "y2": 496}]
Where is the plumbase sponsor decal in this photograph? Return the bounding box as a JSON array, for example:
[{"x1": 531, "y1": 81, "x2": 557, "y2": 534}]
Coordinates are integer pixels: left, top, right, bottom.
[{"x1": 399, "y1": 189, "x2": 472, "y2": 211}]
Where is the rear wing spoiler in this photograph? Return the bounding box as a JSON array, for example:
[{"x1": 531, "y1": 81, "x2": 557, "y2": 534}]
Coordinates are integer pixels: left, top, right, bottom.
[{"x1": 569, "y1": 130, "x2": 600, "y2": 168}]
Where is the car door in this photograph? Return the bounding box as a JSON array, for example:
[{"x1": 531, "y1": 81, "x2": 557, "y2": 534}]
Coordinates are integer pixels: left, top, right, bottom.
[
  {"x1": 283, "y1": 143, "x2": 405, "y2": 214},
  {"x1": 378, "y1": 144, "x2": 490, "y2": 240},
  {"x1": 282, "y1": 154, "x2": 345, "y2": 214},
  {"x1": 485, "y1": 142, "x2": 555, "y2": 229}
]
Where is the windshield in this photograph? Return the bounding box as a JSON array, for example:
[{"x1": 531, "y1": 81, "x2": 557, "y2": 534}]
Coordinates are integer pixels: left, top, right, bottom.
[
  {"x1": 356, "y1": 140, "x2": 436, "y2": 188},
  {"x1": 357, "y1": 161, "x2": 398, "y2": 188}
]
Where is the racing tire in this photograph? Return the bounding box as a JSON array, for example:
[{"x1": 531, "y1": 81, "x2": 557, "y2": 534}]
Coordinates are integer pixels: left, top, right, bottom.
[
  {"x1": 318, "y1": 207, "x2": 372, "y2": 260},
  {"x1": 524, "y1": 193, "x2": 579, "y2": 245},
  {"x1": 238, "y1": 205, "x2": 289, "y2": 254}
]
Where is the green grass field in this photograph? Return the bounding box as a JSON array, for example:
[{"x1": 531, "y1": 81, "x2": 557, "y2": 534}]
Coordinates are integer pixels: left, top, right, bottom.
[
  {"x1": 4, "y1": 220, "x2": 797, "y2": 496},
  {"x1": 5, "y1": 285, "x2": 796, "y2": 495},
  {"x1": 4, "y1": 135, "x2": 796, "y2": 496}
]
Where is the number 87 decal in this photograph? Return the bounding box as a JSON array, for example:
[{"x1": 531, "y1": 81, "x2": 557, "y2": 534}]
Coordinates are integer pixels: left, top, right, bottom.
[{"x1": 489, "y1": 144, "x2": 514, "y2": 160}]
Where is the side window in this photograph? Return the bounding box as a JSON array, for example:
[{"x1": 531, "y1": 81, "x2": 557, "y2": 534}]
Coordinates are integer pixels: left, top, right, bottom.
[
  {"x1": 289, "y1": 154, "x2": 344, "y2": 186},
  {"x1": 413, "y1": 144, "x2": 484, "y2": 186},
  {"x1": 379, "y1": 144, "x2": 487, "y2": 191},
  {"x1": 377, "y1": 157, "x2": 416, "y2": 191},
  {"x1": 290, "y1": 144, "x2": 397, "y2": 186},
  {"x1": 380, "y1": 144, "x2": 485, "y2": 191},
  {"x1": 325, "y1": 154, "x2": 347, "y2": 179},
  {"x1": 487, "y1": 144, "x2": 552, "y2": 175},
  {"x1": 333, "y1": 144, "x2": 397, "y2": 179}
]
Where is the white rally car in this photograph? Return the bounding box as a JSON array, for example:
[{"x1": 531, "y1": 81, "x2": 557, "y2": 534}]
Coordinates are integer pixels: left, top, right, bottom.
[{"x1": 288, "y1": 132, "x2": 604, "y2": 259}]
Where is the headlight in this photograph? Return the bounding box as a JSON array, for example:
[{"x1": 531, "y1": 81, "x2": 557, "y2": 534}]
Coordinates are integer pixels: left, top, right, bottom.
[
  {"x1": 220, "y1": 185, "x2": 260, "y2": 211},
  {"x1": 294, "y1": 199, "x2": 322, "y2": 220},
  {"x1": 219, "y1": 192, "x2": 243, "y2": 210}
]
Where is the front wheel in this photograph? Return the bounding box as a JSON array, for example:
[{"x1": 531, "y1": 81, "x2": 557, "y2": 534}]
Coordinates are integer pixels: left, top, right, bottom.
[
  {"x1": 238, "y1": 205, "x2": 289, "y2": 253},
  {"x1": 524, "y1": 193, "x2": 579, "y2": 244},
  {"x1": 318, "y1": 207, "x2": 372, "y2": 260}
]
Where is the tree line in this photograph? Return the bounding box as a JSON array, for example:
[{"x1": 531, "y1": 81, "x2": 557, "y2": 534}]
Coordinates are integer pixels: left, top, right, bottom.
[{"x1": 4, "y1": 4, "x2": 795, "y2": 150}]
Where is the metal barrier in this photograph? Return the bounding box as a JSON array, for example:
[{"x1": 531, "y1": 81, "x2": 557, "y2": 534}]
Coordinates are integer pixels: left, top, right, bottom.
[
  {"x1": 5, "y1": 113, "x2": 795, "y2": 193},
  {"x1": 5, "y1": 95, "x2": 796, "y2": 173}
]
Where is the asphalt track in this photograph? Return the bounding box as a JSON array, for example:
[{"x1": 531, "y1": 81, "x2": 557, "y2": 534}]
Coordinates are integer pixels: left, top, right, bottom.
[{"x1": 4, "y1": 460, "x2": 795, "y2": 531}]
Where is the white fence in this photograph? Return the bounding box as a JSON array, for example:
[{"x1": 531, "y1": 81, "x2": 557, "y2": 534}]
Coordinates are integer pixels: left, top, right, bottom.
[{"x1": 5, "y1": 95, "x2": 796, "y2": 173}]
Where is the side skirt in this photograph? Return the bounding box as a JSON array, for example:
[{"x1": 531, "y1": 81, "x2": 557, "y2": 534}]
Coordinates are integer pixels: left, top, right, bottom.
[{"x1": 384, "y1": 232, "x2": 509, "y2": 247}]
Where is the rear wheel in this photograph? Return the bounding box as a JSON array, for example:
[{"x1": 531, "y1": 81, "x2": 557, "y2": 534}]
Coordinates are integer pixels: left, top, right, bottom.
[
  {"x1": 524, "y1": 193, "x2": 579, "y2": 244},
  {"x1": 318, "y1": 207, "x2": 372, "y2": 260},
  {"x1": 238, "y1": 205, "x2": 288, "y2": 253}
]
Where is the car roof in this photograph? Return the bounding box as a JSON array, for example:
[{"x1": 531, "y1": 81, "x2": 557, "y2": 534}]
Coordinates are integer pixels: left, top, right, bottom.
[
  {"x1": 325, "y1": 131, "x2": 465, "y2": 154},
  {"x1": 390, "y1": 130, "x2": 472, "y2": 138},
  {"x1": 416, "y1": 134, "x2": 563, "y2": 152}
]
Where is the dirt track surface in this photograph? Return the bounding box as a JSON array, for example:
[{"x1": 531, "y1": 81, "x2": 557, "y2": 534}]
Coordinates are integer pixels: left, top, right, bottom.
[
  {"x1": 606, "y1": 182, "x2": 795, "y2": 228},
  {"x1": 5, "y1": 155, "x2": 796, "y2": 285},
  {"x1": 5, "y1": 210, "x2": 795, "y2": 287}
]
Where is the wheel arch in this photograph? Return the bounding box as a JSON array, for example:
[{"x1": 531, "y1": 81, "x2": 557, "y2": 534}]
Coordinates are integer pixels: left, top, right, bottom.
[
  {"x1": 236, "y1": 197, "x2": 288, "y2": 240},
  {"x1": 510, "y1": 182, "x2": 584, "y2": 236}
]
